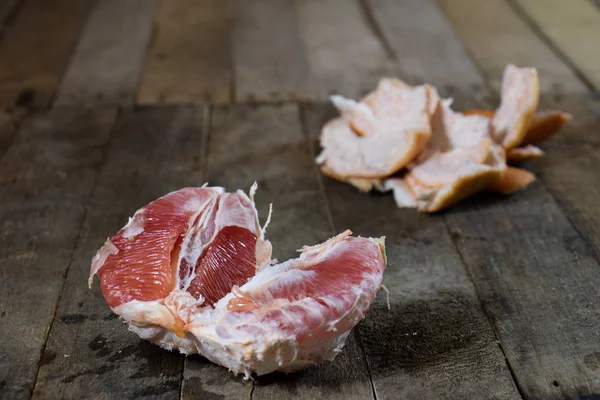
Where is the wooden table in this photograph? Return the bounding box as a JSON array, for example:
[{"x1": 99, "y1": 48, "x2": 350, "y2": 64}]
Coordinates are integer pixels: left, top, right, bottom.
[{"x1": 1, "y1": 1, "x2": 600, "y2": 399}]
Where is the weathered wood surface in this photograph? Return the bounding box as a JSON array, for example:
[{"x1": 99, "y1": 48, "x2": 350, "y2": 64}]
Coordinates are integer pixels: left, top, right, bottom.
[
  {"x1": 137, "y1": 0, "x2": 231, "y2": 105},
  {"x1": 0, "y1": 0, "x2": 20, "y2": 34},
  {"x1": 305, "y1": 101, "x2": 519, "y2": 400},
  {"x1": 232, "y1": 0, "x2": 309, "y2": 102},
  {"x1": 0, "y1": 0, "x2": 599, "y2": 398},
  {"x1": 512, "y1": 0, "x2": 600, "y2": 90},
  {"x1": 437, "y1": 0, "x2": 585, "y2": 94},
  {"x1": 31, "y1": 107, "x2": 209, "y2": 399},
  {"x1": 232, "y1": 0, "x2": 394, "y2": 103},
  {"x1": 54, "y1": 0, "x2": 156, "y2": 106},
  {"x1": 0, "y1": 0, "x2": 93, "y2": 110},
  {"x1": 0, "y1": 110, "x2": 20, "y2": 158},
  {"x1": 0, "y1": 109, "x2": 115, "y2": 399},
  {"x1": 181, "y1": 104, "x2": 376, "y2": 400},
  {"x1": 438, "y1": 0, "x2": 600, "y2": 397}
]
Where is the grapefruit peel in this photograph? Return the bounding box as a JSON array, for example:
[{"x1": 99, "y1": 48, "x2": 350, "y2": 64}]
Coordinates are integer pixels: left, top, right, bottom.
[{"x1": 317, "y1": 64, "x2": 570, "y2": 212}]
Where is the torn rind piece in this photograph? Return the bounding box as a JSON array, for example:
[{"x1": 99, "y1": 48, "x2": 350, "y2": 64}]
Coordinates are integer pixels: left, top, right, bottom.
[
  {"x1": 522, "y1": 111, "x2": 572, "y2": 145},
  {"x1": 506, "y1": 145, "x2": 544, "y2": 163},
  {"x1": 390, "y1": 101, "x2": 507, "y2": 212},
  {"x1": 318, "y1": 82, "x2": 438, "y2": 180},
  {"x1": 488, "y1": 166, "x2": 536, "y2": 195},
  {"x1": 492, "y1": 64, "x2": 540, "y2": 150}
]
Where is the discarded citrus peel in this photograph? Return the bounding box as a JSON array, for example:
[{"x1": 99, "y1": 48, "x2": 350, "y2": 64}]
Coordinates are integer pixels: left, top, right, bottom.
[{"x1": 317, "y1": 64, "x2": 571, "y2": 212}]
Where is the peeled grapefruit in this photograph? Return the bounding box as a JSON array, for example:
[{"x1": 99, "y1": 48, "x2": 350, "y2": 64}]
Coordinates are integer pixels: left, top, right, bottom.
[{"x1": 90, "y1": 184, "x2": 387, "y2": 377}]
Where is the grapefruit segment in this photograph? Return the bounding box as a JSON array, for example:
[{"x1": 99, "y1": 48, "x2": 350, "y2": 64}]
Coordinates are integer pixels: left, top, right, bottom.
[
  {"x1": 91, "y1": 185, "x2": 387, "y2": 378},
  {"x1": 94, "y1": 187, "x2": 222, "y2": 308},
  {"x1": 187, "y1": 226, "x2": 257, "y2": 306}
]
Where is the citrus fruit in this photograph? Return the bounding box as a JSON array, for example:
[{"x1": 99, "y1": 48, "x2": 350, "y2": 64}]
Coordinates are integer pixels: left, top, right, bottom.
[{"x1": 90, "y1": 184, "x2": 387, "y2": 377}]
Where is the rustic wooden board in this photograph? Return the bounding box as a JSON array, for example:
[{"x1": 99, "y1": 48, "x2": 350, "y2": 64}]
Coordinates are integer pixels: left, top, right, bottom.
[
  {"x1": 0, "y1": 0, "x2": 20, "y2": 31},
  {"x1": 233, "y1": 0, "x2": 394, "y2": 103},
  {"x1": 437, "y1": 0, "x2": 586, "y2": 94},
  {"x1": 232, "y1": 0, "x2": 311, "y2": 103},
  {"x1": 531, "y1": 95, "x2": 600, "y2": 257},
  {"x1": 512, "y1": 0, "x2": 600, "y2": 90},
  {"x1": 0, "y1": 110, "x2": 19, "y2": 157},
  {"x1": 294, "y1": 0, "x2": 394, "y2": 100},
  {"x1": 137, "y1": 0, "x2": 231, "y2": 105},
  {"x1": 182, "y1": 104, "x2": 376, "y2": 400},
  {"x1": 446, "y1": 185, "x2": 600, "y2": 398},
  {"x1": 0, "y1": 0, "x2": 93, "y2": 110},
  {"x1": 0, "y1": 109, "x2": 116, "y2": 399},
  {"x1": 304, "y1": 103, "x2": 520, "y2": 400},
  {"x1": 54, "y1": 0, "x2": 156, "y2": 106},
  {"x1": 31, "y1": 107, "x2": 209, "y2": 399},
  {"x1": 366, "y1": 0, "x2": 486, "y2": 108},
  {"x1": 438, "y1": 0, "x2": 600, "y2": 397}
]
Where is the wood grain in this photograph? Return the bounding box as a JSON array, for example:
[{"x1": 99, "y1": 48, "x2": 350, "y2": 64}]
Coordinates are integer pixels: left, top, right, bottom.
[
  {"x1": 54, "y1": 0, "x2": 157, "y2": 106},
  {"x1": 0, "y1": 0, "x2": 20, "y2": 31},
  {"x1": 0, "y1": 110, "x2": 20, "y2": 158},
  {"x1": 437, "y1": 0, "x2": 586, "y2": 94},
  {"x1": 233, "y1": 0, "x2": 394, "y2": 103},
  {"x1": 0, "y1": 109, "x2": 116, "y2": 399},
  {"x1": 32, "y1": 107, "x2": 206, "y2": 399},
  {"x1": 232, "y1": 0, "x2": 311, "y2": 103},
  {"x1": 532, "y1": 94, "x2": 600, "y2": 259},
  {"x1": 438, "y1": 0, "x2": 600, "y2": 397},
  {"x1": 304, "y1": 103, "x2": 520, "y2": 400},
  {"x1": 137, "y1": 0, "x2": 231, "y2": 105},
  {"x1": 512, "y1": 0, "x2": 600, "y2": 90},
  {"x1": 0, "y1": 0, "x2": 93, "y2": 110},
  {"x1": 295, "y1": 0, "x2": 394, "y2": 100},
  {"x1": 183, "y1": 104, "x2": 376, "y2": 400},
  {"x1": 446, "y1": 185, "x2": 600, "y2": 398}
]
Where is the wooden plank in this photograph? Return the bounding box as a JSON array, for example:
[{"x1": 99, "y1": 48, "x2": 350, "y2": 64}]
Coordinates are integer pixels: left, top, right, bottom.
[
  {"x1": 181, "y1": 104, "x2": 376, "y2": 400},
  {"x1": 437, "y1": 0, "x2": 586, "y2": 93},
  {"x1": 136, "y1": 0, "x2": 231, "y2": 105},
  {"x1": 0, "y1": 0, "x2": 93, "y2": 110},
  {"x1": 445, "y1": 185, "x2": 600, "y2": 398},
  {"x1": 232, "y1": 0, "x2": 311, "y2": 103},
  {"x1": 437, "y1": 0, "x2": 600, "y2": 397},
  {"x1": 32, "y1": 107, "x2": 207, "y2": 399},
  {"x1": 0, "y1": 108, "x2": 116, "y2": 399},
  {"x1": 512, "y1": 0, "x2": 600, "y2": 90},
  {"x1": 0, "y1": 110, "x2": 20, "y2": 157},
  {"x1": 54, "y1": 0, "x2": 157, "y2": 106},
  {"x1": 532, "y1": 95, "x2": 600, "y2": 260},
  {"x1": 304, "y1": 103, "x2": 520, "y2": 400},
  {"x1": 233, "y1": 0, "x2": 394, "y2": 103},
  {"x1": 0, "y1": 0, "x2": 20, "y2": 29},
  {"x1": 366, "y1": 0, "x2": 486, "y2": 108},
  {"x1": 294, "y1": 0, "x2": 394, "y2": 99}
]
